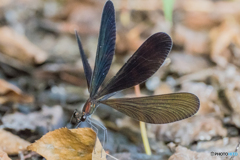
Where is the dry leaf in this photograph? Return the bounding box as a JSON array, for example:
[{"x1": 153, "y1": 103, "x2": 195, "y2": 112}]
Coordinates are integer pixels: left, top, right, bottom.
[
  {"x1": 28, "y1": 127, "x2": 106, "y2": 160},
  {"x1": 210, "y1": 17, "x2": 240, "y2": 67},
  {"x1": 169, "y1": 146, "x2": 221, "y2": 160},
  {"x1": 0, "y1": 129, "x2": 30, "y2": 155},
  {"x1": 92, "y1": 138, "x2": 106, "y2": 160},
  {"x1": 0, "y1": 79, "x2": 21, "y2": 95},
  {"x1": 0, "y1": 149, "x2": 11, "y2": 160},
  {"x1": 0, "y1": 27, "x2": 48, "y2": 65},
  {"x1": 0, "y1": 79, "x2": 33, "y2": 104}
]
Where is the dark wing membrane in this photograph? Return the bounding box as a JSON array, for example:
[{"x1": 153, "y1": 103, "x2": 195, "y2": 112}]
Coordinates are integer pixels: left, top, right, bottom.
[
  {"x1": 90, "y1": 1, "x2": 116, "y2": 97},
  {"x1": 95, "y1": 32, "x2": 172, "y2": 99},
  {"x1": 75, "y1": 31, "x2": 92, "y2": 90},
  {"x1": 100, "y1": 93, "x2": 200, "y2": 124}
]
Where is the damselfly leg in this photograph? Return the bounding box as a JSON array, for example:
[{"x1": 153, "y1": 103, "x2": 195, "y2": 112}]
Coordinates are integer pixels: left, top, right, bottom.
[
  {"x1": 86, "y1": 118, "x2": 99, "y2": 154},
  {"x1": 87, "y1": 117, "x2": 108, "y2": 158},
  {"x1": 75, "y1": 121, "x2": 82, "y2": 128}
]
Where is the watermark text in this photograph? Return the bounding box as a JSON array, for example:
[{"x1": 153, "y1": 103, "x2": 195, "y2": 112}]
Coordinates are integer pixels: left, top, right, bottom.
[{"x1": 211, "y1": 152, "x2": 238, "y2": 157}]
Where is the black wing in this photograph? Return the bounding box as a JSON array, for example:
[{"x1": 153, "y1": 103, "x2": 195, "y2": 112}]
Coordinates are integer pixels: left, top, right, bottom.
[
  {"x1": 100, "y1": 93, "x2": 200, "y2": 124},
  {"x1": 95, "y1": 32, "x2": 172, "y2": 99},
  {"x1": 89, "y1": 1, "x2": 116, "y2": 97},
  {"x1": 75, "y1": 31, "x2": 92, "y2": 90}
]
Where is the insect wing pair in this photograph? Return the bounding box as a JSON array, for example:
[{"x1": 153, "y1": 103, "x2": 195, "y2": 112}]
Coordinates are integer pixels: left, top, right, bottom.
[{"x1": 75, "y1": 1, "x2": 200, "y2": 124}]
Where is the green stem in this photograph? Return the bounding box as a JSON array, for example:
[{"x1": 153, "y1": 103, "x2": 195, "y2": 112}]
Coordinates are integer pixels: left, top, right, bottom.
[{"x1": 163, "y1": 0, "x2": 175, "y2": 25}]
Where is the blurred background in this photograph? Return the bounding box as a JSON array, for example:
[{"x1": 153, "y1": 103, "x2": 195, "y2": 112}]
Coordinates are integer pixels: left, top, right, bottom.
[{"x1": 0, "y1": 0, "x2": 240, "y2": 159}]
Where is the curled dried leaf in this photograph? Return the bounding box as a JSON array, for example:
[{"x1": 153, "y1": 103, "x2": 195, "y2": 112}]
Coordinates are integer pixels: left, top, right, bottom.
[
  {"x1": 27, "y1": 128, "x2": 106, "y2": 160},
  {"x1": 0, "y1": 27, "x2": 48, "y2": 65},
  {"x1": 0, "y1": 79, "x2": 33, "y2": 104}
]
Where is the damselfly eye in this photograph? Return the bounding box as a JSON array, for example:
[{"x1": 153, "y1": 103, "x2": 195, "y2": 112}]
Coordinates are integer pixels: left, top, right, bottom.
[{"x1": 80, "y1": 115, "x2": 86, "y2": 122}]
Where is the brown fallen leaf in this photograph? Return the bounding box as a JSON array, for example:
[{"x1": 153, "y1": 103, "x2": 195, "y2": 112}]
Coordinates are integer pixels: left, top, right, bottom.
[
  {"x1": 0, "y1": 27, "x2": 48, "y2": 65},
  {"x1": 0, "y1": 52, "x2": 33, "y2": 73},
  {"x1": 168, "y1": 146, "x2": 221, "y2": 160},
  {"x1": 0, "y1": 79, "x2": 33, "y2": 104},
  {"x1": 0, "y1": 129, "x2": 30, "y2": 155},
  {"x1": 0, "y1": 149, "x2": 11, "y2": 160},
  {"x1": 0, "y1": 79, "x2": 21, "y2": 95},
  {"x1": 27, "y1": 127, "x2": 106, "y2": 160}
]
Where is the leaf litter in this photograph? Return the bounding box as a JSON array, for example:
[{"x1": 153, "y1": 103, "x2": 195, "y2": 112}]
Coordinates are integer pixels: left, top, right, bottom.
[{"x1": 0, "y1": 0, "x2": 240, "y2": 159}]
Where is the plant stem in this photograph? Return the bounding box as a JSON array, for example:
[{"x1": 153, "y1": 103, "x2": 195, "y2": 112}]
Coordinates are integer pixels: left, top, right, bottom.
[
  {"x1": 134, "y1": 85, "x2": 152, "y2": 155},
  {"x1": 163, "y1": 0, "x2": 175, "y2": 25}
]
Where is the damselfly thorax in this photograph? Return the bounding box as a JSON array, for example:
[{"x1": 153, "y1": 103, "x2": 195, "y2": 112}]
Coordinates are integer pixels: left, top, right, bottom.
[{"x1": 80, "y1": 99, "x2": 98, "y2": 122}]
